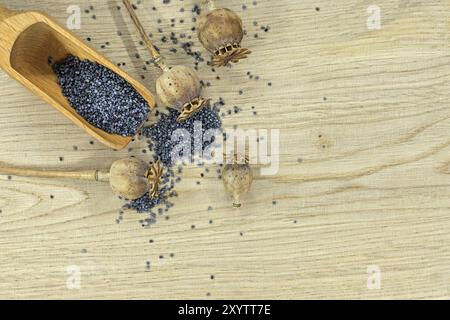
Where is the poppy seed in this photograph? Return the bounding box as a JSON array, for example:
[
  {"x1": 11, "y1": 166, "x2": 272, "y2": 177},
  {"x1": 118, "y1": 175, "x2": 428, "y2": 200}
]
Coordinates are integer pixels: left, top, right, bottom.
[{"x1": 52, "y1": 55, "x2": 149, "y2": 136}]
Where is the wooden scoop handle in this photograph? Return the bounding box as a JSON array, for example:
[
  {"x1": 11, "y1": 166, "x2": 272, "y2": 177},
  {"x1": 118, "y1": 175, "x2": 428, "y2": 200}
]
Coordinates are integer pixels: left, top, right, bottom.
[
  {"x1": 122, "y1": 0, "x2": 169, "y2": 71},
  {"x1": 0, "y1": 163, "x2": 110, "y2": 182}
]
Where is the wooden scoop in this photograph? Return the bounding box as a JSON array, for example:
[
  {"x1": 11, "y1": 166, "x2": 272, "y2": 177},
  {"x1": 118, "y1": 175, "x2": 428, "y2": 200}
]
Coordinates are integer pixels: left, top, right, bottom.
[{"x1": 0, "y1": 5, "x2": 156, "y2": 150}]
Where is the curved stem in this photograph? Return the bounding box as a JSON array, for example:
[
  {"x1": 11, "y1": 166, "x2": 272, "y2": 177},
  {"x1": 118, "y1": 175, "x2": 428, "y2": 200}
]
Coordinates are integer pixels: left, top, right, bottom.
[
  {"x1": 201, "y1": 0, "x2": 216, "y2": 11},
  {"x1": 0, "y1": 164, "x2": 110, "y2": 182},
  {"x1": 122, "y1": 0, "x2": 169, "y2": 72}
]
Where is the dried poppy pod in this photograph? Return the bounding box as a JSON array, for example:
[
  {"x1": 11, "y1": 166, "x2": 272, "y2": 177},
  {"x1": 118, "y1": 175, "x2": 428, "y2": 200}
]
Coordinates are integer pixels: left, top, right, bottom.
[
  {"x1": 109, "y1": 158, "x2": 163, "y2": 200},
  {"x1": 222, "y1": 153, "x2": 253, "y2": 207},
  {"x1": 122, "y1": 0, "x2": 208, "y2": 122},
  {"x1": 0, "y1": 158, "x2": 164, "y2": 200},
  {"x1": 198, "y1": 0, "x2": 251, "y2": 67},
  {"x1": 156, "y1": 65, "x2": 208, "y2": 122}
]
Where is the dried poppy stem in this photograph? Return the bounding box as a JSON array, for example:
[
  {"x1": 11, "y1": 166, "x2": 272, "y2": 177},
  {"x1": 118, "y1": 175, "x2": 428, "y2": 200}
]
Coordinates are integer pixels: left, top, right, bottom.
[
  {"x1": 122, "y1": 0, "x2": 208, "y2": 122},
  {"x1": 0, "y1": 158, "x2": 164, "y2": 200},
  {"x1": 121, "y1": 0, "x2": 169, "y2": 72},
  {"x1": 0, "y1": 163, "x2": 110, "y2": 181}
]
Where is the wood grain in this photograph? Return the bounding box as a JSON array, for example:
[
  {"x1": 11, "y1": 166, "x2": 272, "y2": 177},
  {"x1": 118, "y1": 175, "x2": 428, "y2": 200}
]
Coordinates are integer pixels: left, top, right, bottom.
[
  {"x1": 0, "y1": 4, "x2": 155, "y2": 150},
  {"x1": 0, "y1": 0, "x2": 449, "y2": 299}
]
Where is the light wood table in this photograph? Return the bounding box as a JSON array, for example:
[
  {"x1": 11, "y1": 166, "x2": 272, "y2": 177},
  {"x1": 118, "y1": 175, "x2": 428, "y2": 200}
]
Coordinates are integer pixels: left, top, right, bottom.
[{"x1": 0, "y1": 0, "x2": 449, "y2": 299}]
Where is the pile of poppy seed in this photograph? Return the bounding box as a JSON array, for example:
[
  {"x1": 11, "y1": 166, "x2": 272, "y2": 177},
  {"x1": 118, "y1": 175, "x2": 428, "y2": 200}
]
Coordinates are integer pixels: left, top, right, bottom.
[
  {"x1": 124, "y1": 103, "x2": 222, "y2": 217},
  {"x1": 53, "y1": 55, "x2": 149, "y2": 136},
  {"x1": 141, "y1": 104, "x2": 222, "y2": 167}
]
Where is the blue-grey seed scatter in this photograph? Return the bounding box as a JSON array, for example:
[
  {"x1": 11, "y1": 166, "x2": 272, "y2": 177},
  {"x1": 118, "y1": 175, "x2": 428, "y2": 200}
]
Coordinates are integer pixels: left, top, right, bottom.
[{"x1": 53, "y1": 55, "x2": 149, "y2": 137}]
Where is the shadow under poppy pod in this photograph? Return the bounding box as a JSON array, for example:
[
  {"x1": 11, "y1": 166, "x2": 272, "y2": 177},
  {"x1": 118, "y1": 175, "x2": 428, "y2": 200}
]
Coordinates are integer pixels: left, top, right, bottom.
[{"x1": 197, "y1": 0, "x2": 251, "y2": 67}]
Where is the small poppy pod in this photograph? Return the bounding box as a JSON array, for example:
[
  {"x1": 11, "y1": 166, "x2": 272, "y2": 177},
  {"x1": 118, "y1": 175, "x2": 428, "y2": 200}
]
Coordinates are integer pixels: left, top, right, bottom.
[
  {"x1": 197, "y1": 8, "x2": 251, "y2": 67},
  {"x1": 222, "y1": 154, "x2": 253, "y2": 208}
]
